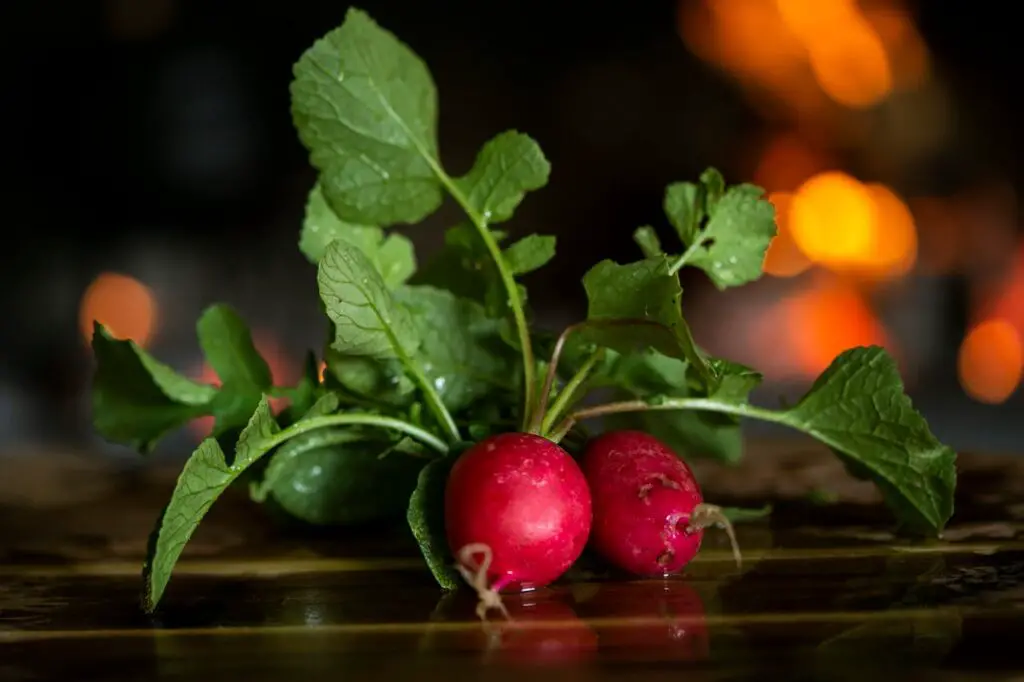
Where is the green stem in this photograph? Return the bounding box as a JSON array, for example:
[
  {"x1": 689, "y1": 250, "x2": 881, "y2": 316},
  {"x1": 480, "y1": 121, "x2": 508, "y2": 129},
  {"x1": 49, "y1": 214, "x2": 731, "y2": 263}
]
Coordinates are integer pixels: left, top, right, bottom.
[
  {"x1": 668, "y1": 237, "x2": 706, "y2": 276},
  {"x1": 429, "y1": 171, "x2": 536, "y2": 431},
  {"x1": 265, "y1": 412, "x2": 450, "y2": 456},
  {"x1": 529, "y1": 318, "x2": 685, "y2": 434},
  {"x1": 549, "y1": 397, "x2": 783, "y2": 443},
  {"x1": 269, "y1": 385, "x2": 372, "y2": 409},
  {"x1": 406, "y1": 362, "x2": 461, "y2": 444},
  {"x1": 369, "y1": 96, "x2": 534, "y2": 430},
  {"x1": 665, "y1": 245, "x2": 715, "y2": 387},
  {"x1": 540, "y1": 350, "x2": 604, "y2": 436}
]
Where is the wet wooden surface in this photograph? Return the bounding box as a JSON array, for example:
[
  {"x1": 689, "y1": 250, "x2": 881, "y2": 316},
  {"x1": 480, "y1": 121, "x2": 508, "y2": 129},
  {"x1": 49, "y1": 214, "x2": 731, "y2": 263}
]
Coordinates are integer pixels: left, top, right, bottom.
[{"x1": 3, "y1": 440, "x2": 1024, "y2": 681}]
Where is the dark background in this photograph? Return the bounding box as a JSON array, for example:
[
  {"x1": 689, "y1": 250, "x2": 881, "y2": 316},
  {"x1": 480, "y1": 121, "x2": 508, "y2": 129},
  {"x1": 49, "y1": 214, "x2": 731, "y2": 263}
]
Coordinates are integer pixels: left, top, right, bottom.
[{"x1": 1, "y1": 0, "x2": 1021, "y2": 459}]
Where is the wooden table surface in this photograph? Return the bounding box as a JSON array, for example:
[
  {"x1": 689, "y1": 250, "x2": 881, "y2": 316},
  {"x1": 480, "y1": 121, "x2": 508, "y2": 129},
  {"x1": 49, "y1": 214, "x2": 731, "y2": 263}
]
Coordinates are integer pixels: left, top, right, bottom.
[{"x1": 2, "y1": 440, "x2": 1024, "y2": 682}]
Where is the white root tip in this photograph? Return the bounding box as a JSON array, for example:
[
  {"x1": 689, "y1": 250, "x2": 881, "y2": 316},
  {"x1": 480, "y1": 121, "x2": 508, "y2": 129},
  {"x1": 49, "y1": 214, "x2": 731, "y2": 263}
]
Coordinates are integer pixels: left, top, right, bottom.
[
  {"x1": 687, "y1": 503, "x2": 742, "y2": 569},
  {"x1": 455, "y1": 543, "x2": 511, "y2": 622}
]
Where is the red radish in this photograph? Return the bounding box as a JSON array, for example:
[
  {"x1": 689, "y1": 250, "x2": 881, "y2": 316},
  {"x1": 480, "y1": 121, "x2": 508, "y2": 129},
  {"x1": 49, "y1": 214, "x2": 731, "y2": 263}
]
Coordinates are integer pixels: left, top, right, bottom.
[
  {"x1": 581, "y1": 431, "x2": 739, "y2": 576},
  {"x1": 445, "y1": 433, "x2": 592, "y2": 617}
]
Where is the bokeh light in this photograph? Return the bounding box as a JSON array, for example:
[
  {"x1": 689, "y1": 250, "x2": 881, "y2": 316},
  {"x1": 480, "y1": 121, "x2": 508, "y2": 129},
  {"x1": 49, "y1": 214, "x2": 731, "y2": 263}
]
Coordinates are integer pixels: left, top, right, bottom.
[
  {"x1": 79, "y1": 272, "x2": 158, "y2": 347},
  {"x1": 762, "y1": 192, "x2": 812, "y2": 277},
  {"x1": 787, "y1": 172, "x2": 917, "y2": 280},
  {"x1": 789, "y1": 171, "x2": 876, "y2": 268},
  {"x1": 958, "y1": 319, "x2": 1023, "y2": 405}
]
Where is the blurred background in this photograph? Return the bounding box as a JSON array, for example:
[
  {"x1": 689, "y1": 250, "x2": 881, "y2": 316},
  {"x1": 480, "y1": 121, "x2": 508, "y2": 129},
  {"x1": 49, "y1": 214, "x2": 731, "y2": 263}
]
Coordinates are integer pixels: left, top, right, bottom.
[{"x1": 1, "y1": 0, "x2": 1021, "y2": 461}]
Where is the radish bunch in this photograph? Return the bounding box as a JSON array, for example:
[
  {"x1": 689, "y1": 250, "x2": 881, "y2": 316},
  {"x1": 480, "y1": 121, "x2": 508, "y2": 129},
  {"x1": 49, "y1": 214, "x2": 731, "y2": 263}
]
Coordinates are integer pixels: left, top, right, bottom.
[
  {"x1": 445, "y1": 427, "x2": 739, "y2": 619},
  {"x1": 107, "y1": 8, "x2": 954, "y2": 615}
]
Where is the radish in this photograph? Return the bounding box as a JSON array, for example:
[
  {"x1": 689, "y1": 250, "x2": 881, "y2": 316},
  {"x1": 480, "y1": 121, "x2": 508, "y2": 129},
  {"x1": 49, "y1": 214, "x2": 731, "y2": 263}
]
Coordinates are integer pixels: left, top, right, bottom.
[
  {"x1": 445, "y1": 433, "x2": 592, "y2": 618},
  {"x1": 581, "y1": 430, "x2": 739, "y2": 576}
]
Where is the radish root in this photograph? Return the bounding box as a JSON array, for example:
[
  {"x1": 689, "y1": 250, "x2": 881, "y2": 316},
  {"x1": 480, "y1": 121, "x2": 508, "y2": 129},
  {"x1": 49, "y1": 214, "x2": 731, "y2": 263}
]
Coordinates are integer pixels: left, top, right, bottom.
[
  {"x1": 688, "y1": 504, "x2": 742, "y2": 568},
  {"x1": 455, "y1": 543, "x2": 511, "y2": 622}
]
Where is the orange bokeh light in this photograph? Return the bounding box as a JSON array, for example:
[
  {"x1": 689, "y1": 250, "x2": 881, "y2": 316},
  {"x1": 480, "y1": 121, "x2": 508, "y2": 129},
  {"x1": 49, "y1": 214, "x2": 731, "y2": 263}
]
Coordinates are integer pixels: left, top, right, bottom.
[
  {"x1": 753, "y1": 133, "x2": 826, "y2": 193},
  {"x1": 678, "y1": 0, "x2": 921, "y2": 115},
  {"x1": 783, "y1": 276, "x2": 892, "y2": 377},
  {"x1": 957, "y1": 319, "x2": 1023, "y2": 405},
  {"x1": 863, "y1": 6, "x2": 930, "y2": 89},
  {"x1": 788, "y1": 172, "x2": 916, "y2": 280},
  {"x1": 777, "y1": 0, "x2": 893, "y2": 108},
  {"x1": 763, "y1": 192, "x2": 812, "y2": 277},
  {"x1": 805, "y1": 21, "x2": 892, "y2": 109},
  {"x1": 80, "y1": 272, "x2": 158, "y2": 347},
  {"x1": 862, "y1": 183, "x2": 917, "y2": 279},
  {"x1": 680, "y1": 0, "x2": 806, "y2": 84},
  {"x1": 750, "y1": 273, "x2": 893, "y2": 381},
  {"x1": 789, "y1": 171, "x2": 876, "y2": 266},
  {"x1": 774, "y1": 0, "x2": 860, "y2": 39}
]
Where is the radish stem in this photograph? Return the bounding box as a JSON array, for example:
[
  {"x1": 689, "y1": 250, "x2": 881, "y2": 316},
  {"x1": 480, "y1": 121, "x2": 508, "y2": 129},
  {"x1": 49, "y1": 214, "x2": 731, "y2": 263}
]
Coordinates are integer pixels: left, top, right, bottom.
[
  {"x1": 529, "y1": 318, "x2": 674, "y2": 436},
  {"x1": 263, "y1": 412, "x2": 451, "y2": 455},
  {"x1": 540, "y1": 350, "x2": 604, "y2": 436},
  {"x1": 550, "y1": 396, "x2": 781, "y2": 443}
]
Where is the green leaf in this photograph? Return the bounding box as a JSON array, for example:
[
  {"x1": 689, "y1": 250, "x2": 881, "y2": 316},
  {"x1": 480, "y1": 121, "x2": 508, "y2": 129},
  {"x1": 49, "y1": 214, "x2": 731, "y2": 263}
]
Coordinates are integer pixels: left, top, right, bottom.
[
  {"x1": 301, "y1": 391, "x2": 341, "y2": 419},
  {"x1": 254, "y1": 427, "x2": 425, "y2": 526},
  {"x1": 318, "y1": 240, "x2": 421, "y2": 360},
  {"x1": 143, "y1": 397, "x2": 281, "y2": 611},
  {"x1": 454, "y1": 130, "x2": 550, "y2": 224},
  {"x1": 680, "y1": 184, "x2": 776, "y2": 289},
  {"x1": 581, "y1": 257, "x2": 684, "y2": 356},
  {"x1": 320, "y1": 240, "x2": 461, "y2": 444},
  {"x1": 662, "y1": 169, "x2": 724, "y2": 246},
  {"x1": 664, "y1": 182, "x2": 703, "y2": 245},
  {"x1": 277, "y1": 352, "x2": 325, "y2": 426},
  {"x1": 503, "y1": 234, "x2": 556, "y2": 276},
  {"x1": 413, "y1": 223, "x2": 504, "y2": 310},
  {"x1": 581, "y1": 256, "x2": 710, "y2": 378},
  {"x1": 407, "y1": 456, "x2": 461, "y2": 590},
  {"x1": 698, "y1": 167, "x2": 726, "y2": 212},
  {"x1": 323, "y1": 348, "x2": 417, "y2": 406},
  {"x1": 413, "y1": 224, "x2": 540, "y2": 333},
  {"x1": 197, "y1": 305, "x2": 272, "y2": 391},
  {"x1": 376, "y1": 233, "x2": 418, "y2": 288},
  {"x1": 196, "y1": 305, "x2": 273, "y2": 435},
  {"x1": 776, "y1": 347, "x2": 956, "y2": 535},
  {"x1": 633, "y1": 226, "x2": 663, "y2": 258},
  {"x1": 707, "y1": 358, "x2": 763, "y2": 402},
  {"x1": 300, "y1": 183, "x2": 416, "y2": 287},
  {"x1": 657, "y1": 169, "x2": 776, "y2": 289},
  {"x1": 290, "y1": 8, "x2": 443, "y2": 226},
  {"x1": 299, "y1": 182, "x2": 379, "y2": 260},
  {"x1": 395, "y1": 285, "x2": 517, "y2": 413},
  {"x1": 91, "y1": 323, "x2": 216, "y2": 452},
  {"x1": 95, "y1": 324, "x2": 216, "y2": 406},
  {"x1": 601, "y1": 350, "x2": 746, "y2": 463}
]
